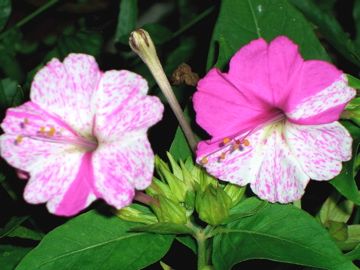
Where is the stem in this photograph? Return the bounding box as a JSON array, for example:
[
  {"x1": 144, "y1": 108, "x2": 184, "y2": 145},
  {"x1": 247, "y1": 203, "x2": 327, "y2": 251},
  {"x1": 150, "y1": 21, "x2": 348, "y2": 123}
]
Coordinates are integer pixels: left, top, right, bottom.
[
  {"x1": 0, "y1": 0, "x2": 60, "y2": 40},
  {"x1": 129, "y1": 29, "x2": 198, "y2": 152},
  {"x1": 196, "y1": 230, "x2": 207, "y2": 270},
  {"x1": 134, "y1": 191, "x2": 159, "y2": 206}
]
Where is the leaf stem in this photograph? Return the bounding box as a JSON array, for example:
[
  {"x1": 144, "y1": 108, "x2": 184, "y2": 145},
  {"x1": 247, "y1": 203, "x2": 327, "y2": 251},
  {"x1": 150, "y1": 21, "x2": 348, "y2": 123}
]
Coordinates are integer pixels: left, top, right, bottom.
[{"x1": 0, "y1": 0, "x2": 59, "y2": 40}]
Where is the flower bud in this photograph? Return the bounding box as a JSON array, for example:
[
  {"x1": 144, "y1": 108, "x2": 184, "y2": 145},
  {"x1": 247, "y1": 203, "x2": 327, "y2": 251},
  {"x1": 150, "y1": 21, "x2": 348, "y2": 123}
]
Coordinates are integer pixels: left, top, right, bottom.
[
  {"x1": 223, "y1": 183, "x2": 246, "y2": 207},
  {"x1": 151, "y1": 195, "x2": 187, "y2": 224},
  {"x1": 146, "y1": 177, "x2": 172, "y2": 199},
  {"x1": 116, "y1": 204, "x2": 158, "y2": 224},
  {"x1": 342, "y1": 97, "x2": 360, "y2": 126},
  {"x1": 195, "y1": 185, "x2": 232, "y2": 225}
]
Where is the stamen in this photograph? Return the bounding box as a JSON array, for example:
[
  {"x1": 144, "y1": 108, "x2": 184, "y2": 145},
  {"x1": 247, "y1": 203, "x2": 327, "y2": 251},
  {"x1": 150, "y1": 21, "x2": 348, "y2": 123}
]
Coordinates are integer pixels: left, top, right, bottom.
[
  {"x1": 222, "y1": 137, "x2": 231, "y2": 145},
  {"x1": 47, "y1": 127, "x2": 56, "y2": 137},
  {"x1": 14, "y1": 135, "x2": 23, "y2": 145},
  {"x1": 242, "y1": 139, "x2": 250, "y2": 146},
  {"x1": 200, "y1": 157, "x2": 208, "y2": 165},
  {"x1": 38, "y1": 126, "x2": 46, "y2": 135}
]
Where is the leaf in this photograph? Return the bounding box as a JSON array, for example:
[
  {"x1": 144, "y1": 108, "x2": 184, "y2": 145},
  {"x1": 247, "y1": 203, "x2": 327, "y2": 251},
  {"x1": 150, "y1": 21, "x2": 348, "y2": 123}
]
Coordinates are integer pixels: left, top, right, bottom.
[
  {"x1": 0, "y1": 78, "x2": 24, "y2": 108},
  {"x1": 16, "y1": 211, "x2": 174, "y2": 270},
  {"x1": 115, "y1": 0, "x2": 138, "y2": 43},
  {"x1": 0, "y1": 0, "x2": 11, "y2": 31},
  {"x1": 319, "y1": 194, "x2": 354, "y2": 224},
  {"x1": 7, "y1": 226, "x2": 44, "y2": 241},
  {"x1": 290, "y1": 0, "x2": 360, "y2": 67},
  {"x1": 176, "y1": 235, "x2": 197, "y2": 254},
  {"x1": 224, "y1": 197, "x2": 267, "y2": 224},
  {"x1": 169, "y1": 127, "x2": 192, "y2": 161},
  {"x1": 347, "y1": 74, "x2": 360, "y2": 89},
  {"x1": 208, "y1": 0, "x2": 328, "y2": 70},
  {"x1": 142, "y1": 24, "x2": 172, "y2": 45},
  {"x1": 0, "y1": 245, "x2": 31, "y2": 270},
  {"x1": 345, "y1": 243, "x2": 360, "y2": 260},
  {"x1": 130, "y1": 222, "x2": 193, "y2": 234},
  {"x1": 0, "y1": 216, "x2": 29, "y2": 238},
  {"x1": 330, "y1": 122, "x2": 360, "y2": 205},
  {"x1": 213, "y1": 198, "x2": 356, "y2": 270},
  {"x1": 337, "y1": 225, "x2": 360, "y2": 251}
]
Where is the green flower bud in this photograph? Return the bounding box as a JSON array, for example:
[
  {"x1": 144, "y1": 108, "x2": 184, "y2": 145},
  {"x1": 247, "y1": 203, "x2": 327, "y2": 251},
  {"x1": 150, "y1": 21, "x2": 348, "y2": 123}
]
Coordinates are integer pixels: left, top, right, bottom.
[
  {"x1": 116, "y1": 204, "x2": 158, "y2": 224},
  {"x1": 152, "y1": 195, "x2": 187, "y2": 224},
  {"x1": 146, "y1": 177, "x2": 172, "y2": 199},
  {"x1": 224, "y1": 183, "x2": 246, "y2": 207},
  {"x1": 196, "y1": 185, "x2": 232, "y2": 225},
  {"x1": 342, "y1": 97, "x2": 360, "y2": 126}
]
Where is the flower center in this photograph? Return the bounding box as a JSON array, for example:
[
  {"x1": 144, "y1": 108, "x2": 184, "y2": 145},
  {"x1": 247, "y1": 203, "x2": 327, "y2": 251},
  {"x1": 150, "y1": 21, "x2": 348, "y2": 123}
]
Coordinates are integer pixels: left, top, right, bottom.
[
  {"x1": 200, "y1": 110, "x2": 286, "y2": 164},
  {"x1": 14, "y1": 118, "x2": 98, "y2": 152}
]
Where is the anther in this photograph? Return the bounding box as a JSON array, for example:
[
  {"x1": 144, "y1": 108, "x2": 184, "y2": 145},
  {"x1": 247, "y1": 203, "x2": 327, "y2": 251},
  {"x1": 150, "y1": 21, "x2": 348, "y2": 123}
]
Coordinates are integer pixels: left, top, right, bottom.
[
  {"x1": 39, "y1": 127, "x2": 46, "y2": 135},
  {"x1": 47, "y1": 127, "x2": 56, "y2": 137},
  {"x1": 200, "y1": 157, "x2": 208, "y2": 165},
  {"x1": 222, "y1": 137, "x2": 231, "y2": 145},
  {"x1": 242, "y1": 139, "x2": 250, "y2": 146},
  {"x1": 14, "y1": 135, "x2": 23, "y2": 145},
  {"x1": 219, "y1": 152, "x2": 226, "y2": 161}
]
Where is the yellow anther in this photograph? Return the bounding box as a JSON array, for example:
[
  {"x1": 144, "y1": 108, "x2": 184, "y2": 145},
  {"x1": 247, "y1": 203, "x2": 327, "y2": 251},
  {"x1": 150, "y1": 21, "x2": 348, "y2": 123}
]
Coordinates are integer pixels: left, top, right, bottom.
[
  {"x1": 242, "y1": 139, "x2": 250, "y2": 146},
  {"x1": 219, "y1": 152, "x2": 226, "y2": 161},
  {"x1": 15, "y1": 135, "x2": 23, "y2": 145},
  {"x1": 223, "y1": 137, "x2": 231, "y2": 145},
  {"x1": 200, "y1": 157, "x2": 208, "y2": 165},
  {"x1": 39, "y1": 126, "x2": 46, "y2": 134},
  {"x1": 47, "y1": 127, "x2": 56, "y2": 137},
  {"x1": 23, "y1": 118, "x2": 29, "y2": 125}
]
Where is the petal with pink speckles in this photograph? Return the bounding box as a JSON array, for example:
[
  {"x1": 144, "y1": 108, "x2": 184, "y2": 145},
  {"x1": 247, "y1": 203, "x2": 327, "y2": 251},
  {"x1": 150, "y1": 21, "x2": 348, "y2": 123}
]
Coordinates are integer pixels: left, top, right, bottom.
[
  {"x1": 249, "y1": 123, "x2": 309, "y2": 203},
  {"x1": 285, "y1": 121, "x2": 352, "y2": 180},
  {"x1": 92, "y1": 70, "x2": 163, "y2": 141},
  {"x1": 30, "y1": 54, "x2": 101, "y2": 134},
  {"x1": 196, "y1": 129, "x2": 265, "y2": 186},
  {"x1": 92, "y1": 134, "x2": 154, "y2": 209},
  {"x1": 0, "y1": 101, "x2": 78, "y2": 171}
]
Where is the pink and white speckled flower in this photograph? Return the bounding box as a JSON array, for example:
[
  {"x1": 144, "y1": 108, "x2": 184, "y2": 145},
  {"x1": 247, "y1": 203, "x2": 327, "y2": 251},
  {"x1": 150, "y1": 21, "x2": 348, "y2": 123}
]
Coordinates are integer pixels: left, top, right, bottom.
[
  {"x1": 0, "y1": 53, "x2": 164, "y2": 216},
  {"x1": 194, "y1": 36, "x2": 356, "y2": 203}
]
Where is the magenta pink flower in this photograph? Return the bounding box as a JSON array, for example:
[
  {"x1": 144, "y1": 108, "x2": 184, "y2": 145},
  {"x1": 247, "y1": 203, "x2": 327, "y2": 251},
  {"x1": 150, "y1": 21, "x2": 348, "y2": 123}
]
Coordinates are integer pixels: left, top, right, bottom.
[
  {"x1": 194, "y1": 36, "x2": 356, "y2": 203},
  {"x1": 0, "y1": 54, "x2": 164, "y2": 216}
]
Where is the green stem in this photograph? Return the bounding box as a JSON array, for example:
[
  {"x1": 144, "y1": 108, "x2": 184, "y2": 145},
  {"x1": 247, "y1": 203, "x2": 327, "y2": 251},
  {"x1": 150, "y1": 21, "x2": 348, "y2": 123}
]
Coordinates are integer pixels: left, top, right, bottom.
[
  {"x1": 0, "y1": 0, "x2": 59, "y2": 39},
  {"x1": 196, "y1": 230, "x2": 207, "y2": 270}
]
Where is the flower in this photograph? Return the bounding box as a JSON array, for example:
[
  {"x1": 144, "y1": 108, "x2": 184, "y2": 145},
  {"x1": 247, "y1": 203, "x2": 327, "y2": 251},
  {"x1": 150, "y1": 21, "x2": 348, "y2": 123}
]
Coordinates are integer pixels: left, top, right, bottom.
[
  {"x1": 0, "y1": 54, "x2": 164, "y2": 216},
  {"x1": 193, "y1": 36, "x2": 356, "y2": 203}
]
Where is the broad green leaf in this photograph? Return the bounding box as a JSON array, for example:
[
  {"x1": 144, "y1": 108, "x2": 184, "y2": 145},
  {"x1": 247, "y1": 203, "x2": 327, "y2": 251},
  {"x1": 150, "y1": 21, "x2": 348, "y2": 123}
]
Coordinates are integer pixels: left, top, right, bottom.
[
  {"x1": 0, "y1": 78, "x2": 24, "y2": 108},
  {"x1": 130, "y1": 222, "x2": 193, "y2": 234},
  {"x1": 0, "y1": 0, "x2": 11, "y2": 31},
  {"x1": 213, "y1": 198, "x2": 356, "y2": 270},
  {"x1": 0, "y1": 245, "x2": 31, "y2": 270},
  {"x1": 290, "y1": 0, "x2": 360, "y2": 67},
  {"x1": 115, "y1": 0, "x2": 138, "y2": 43},
  {"x1": 331, "y1": 122, "x2": 360, "y2": 205},
  {"x1": 224, "y1": 197, "x2": 267, "y2": 224},
  {"x1": 16, "y1": 211, "x2": 174, "y2": 270},
  {"x1": 208, "y1": 0, "x2": 328, "y2": 70},
  {"x1": 176, "y1": 235, "x2": 197, "y2": 254}
]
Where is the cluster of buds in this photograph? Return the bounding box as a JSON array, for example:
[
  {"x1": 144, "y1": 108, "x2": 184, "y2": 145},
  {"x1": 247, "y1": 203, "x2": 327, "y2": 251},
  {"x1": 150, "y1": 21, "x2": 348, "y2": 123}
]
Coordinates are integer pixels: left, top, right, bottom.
[{"x1": 118, "y1": 153, "x2": 246, "y2": 226}]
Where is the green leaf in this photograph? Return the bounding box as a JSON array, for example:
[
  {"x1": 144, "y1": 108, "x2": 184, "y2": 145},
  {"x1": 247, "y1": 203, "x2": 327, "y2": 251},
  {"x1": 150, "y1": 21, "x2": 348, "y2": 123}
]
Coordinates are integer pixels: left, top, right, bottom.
[
  {"x1": 115, "y1": 0, "x2": 138, "y2": 43},
  {"x1": 130, "y1": 222, "x2": 193, "y2": 234},
  {"x1": 331, "y1": 122, "x2": 360, "y2": 205},
  {"x1": 45, "y1": 30, "x2": 103, "y2": 61},
  {"x1": 0, "y1": 245, "x2": 31, "y2": 270},
  {"x1": 337, "y1": 225, "x2": 360, "y2": 251},
  {"x1": 0, "y1": 0, "x2": 11, "y2": 31},
  {"x1": 169, "y1": 127, "x2": 192, "y2": 161},
  {"x1": 16, "y1": 211, "x2": 174, "y2": 270},
  {"x1": 347, "y1": 74, "x2": 360, "y2": 89},
  {"x1": 142, "y1": 24, "x2": 172, "y2": 45},
  {"x1": 176, "y1": 235, "x2": 197, "y2": 254},
  {"x1": 224, "y1": 197, "x2": 267, "y2": 224},
  {"x1": 345, "y1": 243, "x2": 360, "y2": 260},
  {"x1": 0, "y1": 78, "x2": 24, "y2": 108},
  {"x1": 319, "y1": 194, "x2": 354, "y2": 224},
  {"x1": 290, "y1": 0, "x2": 360, "y2": 67},
  {"x1": 208, "y1": 0, "x2": 328, "y2": 70},
  {"x1": 213, "y1": 198, "x2": 356, "y2": 270},
  {"x1": 0, "y1": 216, "x2": 29, "y2": 238},
  {"x1": 7, "y1": 226, "x2": 44, "y2": 241}
]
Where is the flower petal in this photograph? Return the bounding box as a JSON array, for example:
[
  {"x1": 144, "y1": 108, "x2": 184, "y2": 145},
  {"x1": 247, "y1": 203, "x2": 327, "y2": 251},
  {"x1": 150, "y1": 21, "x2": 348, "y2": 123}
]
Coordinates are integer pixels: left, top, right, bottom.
[
  {"x1": 286, "y1": 73, "x2": 355, "y2": 124},
  {"x1": 194, "y1": 67, "x2": 277, "y2": 139},
  {"x1": 92, "y1": 70, "x2": 163, "y2": 141},
  {"x1": 92, "y1": 133, "x2": 154, "y2": 209},
  {"x1": 30, "y1": 54, "x2": 101, "y2": 135},
  {"x1": 23, "y1": 150, "x2": 96, "y2": 216},
  {"x1": 285, "y1": 121, "x2": 352, "y2": 180},
  {"x1": 0, "y1": 102, "x2": 78, "y2": 171},
  {"x1": 250, "y1": 123, "x2": 309, "y2": 203}
]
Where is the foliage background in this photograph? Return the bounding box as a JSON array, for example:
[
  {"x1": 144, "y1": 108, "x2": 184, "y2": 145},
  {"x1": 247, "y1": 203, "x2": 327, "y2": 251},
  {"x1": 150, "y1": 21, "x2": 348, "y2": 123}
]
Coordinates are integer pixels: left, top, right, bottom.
[{"x1": 1, "y1": 0, "x2": 360, "y2": 269}]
